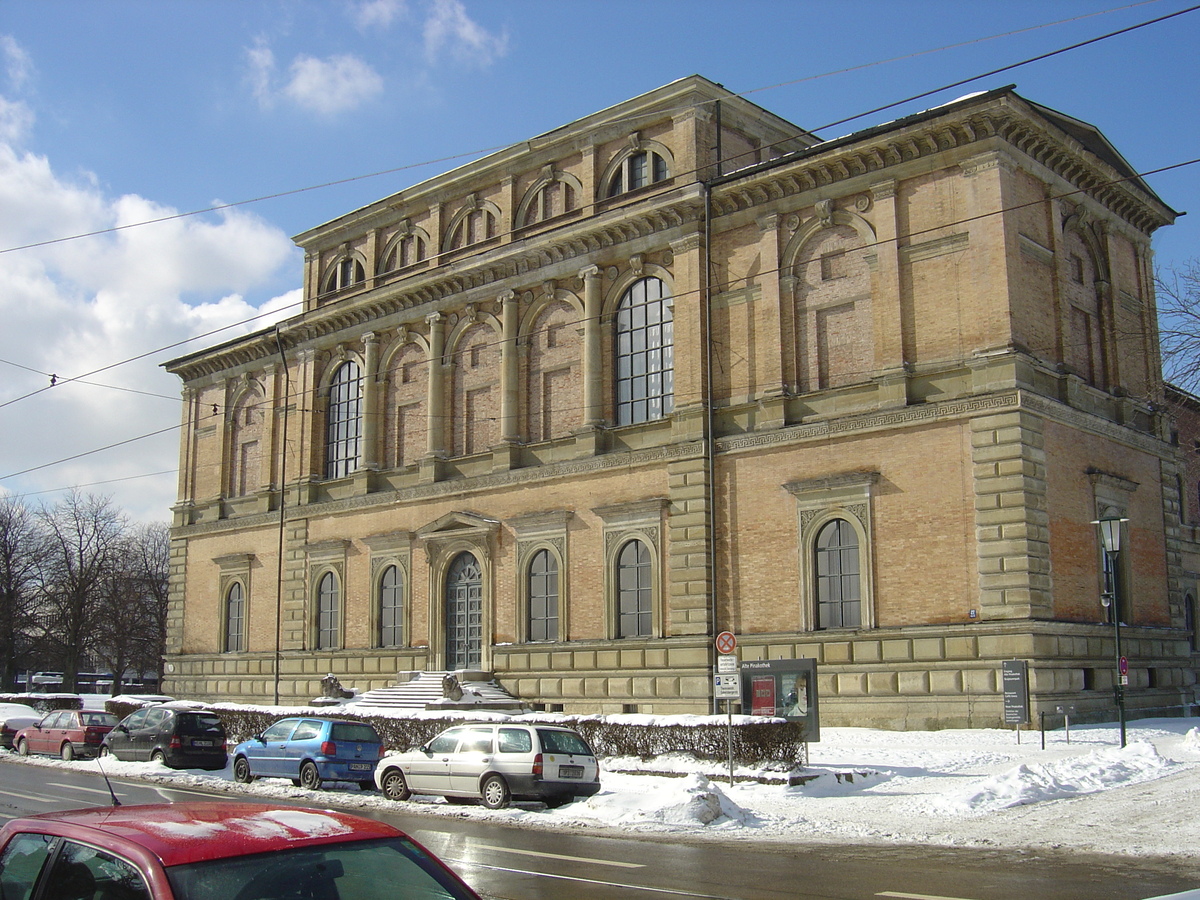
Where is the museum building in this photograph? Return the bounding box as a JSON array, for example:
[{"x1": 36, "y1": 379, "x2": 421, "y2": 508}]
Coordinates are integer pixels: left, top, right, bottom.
[{"x1": 162, "y1": 75, "x2": 1198, "y2": 728}]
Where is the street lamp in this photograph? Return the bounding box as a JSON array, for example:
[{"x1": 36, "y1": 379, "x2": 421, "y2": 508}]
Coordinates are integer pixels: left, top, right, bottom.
[{"x1": 1093, "y1": 515, "x2": 1129, "y2": 748}]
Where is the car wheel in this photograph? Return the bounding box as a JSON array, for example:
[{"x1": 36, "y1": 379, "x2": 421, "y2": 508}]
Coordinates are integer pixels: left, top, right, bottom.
[
  {"x1": 60, "y1": 742, "x2": 75, "y2": 762},
  {"x1": 233, "y1": 756, "x2": 255, "y2": 784},
  {"x1": 543, "y1": 797, "x2": 570, "y2": 809},
  {"x1": 380, "y1": 769, "x2": 411, "y2": 801},
  {"x1": 151, "y1": 749, "x2": 166, "y2": 766},
  {"x1": 481, "y1": 774, "x2": 511, "y2": 809},
  {"x1": 358, "y1": 780, "x2": 375, "y2": 792},
  {"x1": 16, "y1": 738, "x2": 28, "y2": 757},
  {"x1": 299, "y1": 760, "x2": 322, "y2": 791},
  {"x1": 99, "y1": 745, "x2": 111, "y2": 759}
]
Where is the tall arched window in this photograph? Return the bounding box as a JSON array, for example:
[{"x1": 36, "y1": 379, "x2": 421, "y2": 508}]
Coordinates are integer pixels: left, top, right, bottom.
[
  {"x1": 316, "y1": 571, "x2": 340, "y2": 650},
  {"x1": 225, "y1": 582, "x2": 245, "y2": 653},
  {"x1": 528, "y1": 549, "x2": 559, "y2": 642},
  {"x1": 615, "y1": 277, "x2": 674, "y2": 425},
  {"x1": 616, "y1": 539, "x2": 652, "y2": 638},
  {"x1": 815, "y1": 518, "x2": 861, "y2": 629},
  {"x1": 326, "y1": 361, "x2": 363, "y2": 479},
  {"x1": 379, "y1": 565, "x2": 403, "y2": 648}
]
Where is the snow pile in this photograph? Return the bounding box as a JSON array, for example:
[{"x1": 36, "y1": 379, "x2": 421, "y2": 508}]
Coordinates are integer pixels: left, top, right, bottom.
[{"x1": 936, "y1": 740, "x2": 1175, "y2": 814}]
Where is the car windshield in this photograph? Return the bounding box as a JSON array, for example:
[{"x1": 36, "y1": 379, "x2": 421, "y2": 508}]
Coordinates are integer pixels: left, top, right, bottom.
[
  {"x1": 165, "y1": 838, "x2": 473, "y2": 900},
  {"x1": 329, "y1": 723, "x2": 378, "y2": 743},
  {"x1": 536, "y1": 729, "x2": 592, "y2": 755},
  {"x1": 82, "y1": 713, "x2": 116, "y2": 727},
  {"x1": 177, "y1": 713, "x2": 223, "y2": 735}
]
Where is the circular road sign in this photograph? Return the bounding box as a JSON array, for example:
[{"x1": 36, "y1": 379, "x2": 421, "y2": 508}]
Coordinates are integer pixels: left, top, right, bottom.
[
  {"x1": 715, "y1": 631, "x2": 737, "y2": 654},
  {"x1": 1119, "y1": 656, "x2": 1128, "y2": 676}
]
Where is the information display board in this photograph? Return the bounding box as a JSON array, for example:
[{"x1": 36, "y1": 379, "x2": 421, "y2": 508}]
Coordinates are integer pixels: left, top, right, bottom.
[{"x1": 739, "y1": 657, "x2": 819, "y2": 741}]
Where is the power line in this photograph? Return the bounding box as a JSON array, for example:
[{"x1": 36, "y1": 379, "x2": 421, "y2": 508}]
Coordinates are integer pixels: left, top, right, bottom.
[{"x1": 0, "y1": 2, "x2": 1180, "y2": 257}]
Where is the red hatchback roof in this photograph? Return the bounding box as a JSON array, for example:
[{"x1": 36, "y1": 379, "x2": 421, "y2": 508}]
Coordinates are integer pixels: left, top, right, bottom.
[{"x1": 10, "y1": 801, "x2": 401, "y2": 867}]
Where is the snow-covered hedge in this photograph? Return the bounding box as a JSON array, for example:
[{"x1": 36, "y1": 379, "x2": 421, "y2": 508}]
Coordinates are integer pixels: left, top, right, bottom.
[{"x1": 99, "y1": 700, "x2": 808, "y2": 766}]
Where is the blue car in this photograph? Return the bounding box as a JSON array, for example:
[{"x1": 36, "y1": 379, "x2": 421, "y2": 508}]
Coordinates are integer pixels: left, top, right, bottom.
[{"x1": 231, "y1": 717, "x2": 383, "y2": 790}]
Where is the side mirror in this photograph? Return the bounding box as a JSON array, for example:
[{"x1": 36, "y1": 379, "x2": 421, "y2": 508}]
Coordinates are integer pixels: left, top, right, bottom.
[{"x1": 115, "y1": 724, "x2": 128, "y2": 734}]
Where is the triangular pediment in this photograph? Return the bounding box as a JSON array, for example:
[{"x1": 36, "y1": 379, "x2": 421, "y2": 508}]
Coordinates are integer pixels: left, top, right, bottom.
[{"x1": 417, "y1": 511, "x2": 500, "y2": 540}]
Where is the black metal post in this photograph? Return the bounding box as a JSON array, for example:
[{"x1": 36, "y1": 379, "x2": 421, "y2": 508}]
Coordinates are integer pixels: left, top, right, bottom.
[{"x1": 1107, "y1": 548, "x2": 1127, "y2": 748}]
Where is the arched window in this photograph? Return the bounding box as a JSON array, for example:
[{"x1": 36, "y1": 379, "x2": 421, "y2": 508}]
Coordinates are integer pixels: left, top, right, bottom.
[
  {"x1": 380, "y1": 235, "x2": 425, "y2": 273},
  {"x1": 229, "y1": 390, "x2": 264, "y2": 497},
  {"x1": 616, "y1": 539, "x2": 652, "y2": 638},
  {"x1": 316, "y1": 571, "x2": 340, "y2": 650},
  {"x1": 379, "y1": 565, "x2": 403, "y2": 648},
  {"x1": 448, "y1": 208, "x2": 496, "y2": 251},
  {"x1": 225, "y1": 582, "x2": 245, "y2": 653},
  {"x1": 324, "y1": 257, "x2": 365, "y2": 294},
  {"x1": 326, "y1": 361, "x2": 363, "y2": 479},
  {"x1": 815, "y1": 518, "x2": 861, "y2": 629},
  {"x1": 615, "y1": 277, "x2": 673, "y2": 426},
  {"x1": 522, "y1": 180, "x2": 576, "y2": 227},
  {"x1": 607, "y1": 150, "x2": 669, "y2": 197},
  {"x1": 528, "y1": 549, "x2": 559, "y2": 642}
]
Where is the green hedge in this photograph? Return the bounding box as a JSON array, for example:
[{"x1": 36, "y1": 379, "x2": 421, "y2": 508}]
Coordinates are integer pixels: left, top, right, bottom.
[{"x1": 97, "y1": 701, "x2": 808, "y2": 768}]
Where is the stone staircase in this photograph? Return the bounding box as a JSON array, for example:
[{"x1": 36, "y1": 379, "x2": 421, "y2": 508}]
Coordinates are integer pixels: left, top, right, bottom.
[{"x1": 356, "y1": 671, "x2": 527, "y2": 711}]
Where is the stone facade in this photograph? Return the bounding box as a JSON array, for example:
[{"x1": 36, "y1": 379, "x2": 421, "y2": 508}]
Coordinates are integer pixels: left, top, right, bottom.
[{"x1": 163, "y1": 76, "x2": 1197, "y2": 728}]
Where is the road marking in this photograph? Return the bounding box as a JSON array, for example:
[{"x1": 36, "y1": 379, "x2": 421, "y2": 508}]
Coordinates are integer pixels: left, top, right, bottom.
[
  {"x1": 449, "y1": 860, "x2": 736, "y2": 898},
  {"x1": 471, "y1": 843, "x2": 644, "y2": 869},
  {"x1": 45, "y1": 782, "x2": 116, "y2": 796},
  {"x1": 878, "y1": 892, "x2": 983, "y2": 900}
]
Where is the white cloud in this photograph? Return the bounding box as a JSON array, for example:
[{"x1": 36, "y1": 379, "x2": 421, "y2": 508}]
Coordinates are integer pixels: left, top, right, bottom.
[
  {"x1": 1, "y1": 35, "x2": 33, "y2": 90},
  {"x1": 246, "y1": 39, "x2": 276, "y2": 109},
  {"x1": 283, "y1": 54, "x2": 384, "y2": 115},
  {"x1": 423, "y1": 0, "x2": 508, "y2": 66},
  {"x1": 353, "y1": 0, "x2": 408, "y2": 30},
  {"x1": 0, "y1": 143, "x2": 298, "y2": 522},
  {"x1": 0, "y1": 95, "x2": 33, "y2": 145}
]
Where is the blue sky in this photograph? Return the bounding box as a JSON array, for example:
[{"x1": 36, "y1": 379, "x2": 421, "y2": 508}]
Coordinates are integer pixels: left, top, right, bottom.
[{"x1": 1, "y1": 0, "x2": 1198, "y2": 522}]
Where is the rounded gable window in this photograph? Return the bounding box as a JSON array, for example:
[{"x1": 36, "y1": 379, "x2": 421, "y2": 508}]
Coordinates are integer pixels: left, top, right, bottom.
[
  {"x1": 324, "y1": 257, "x2": 365, "y2": 294},
  {"x1": 607, "y1": 150, "x2": 669, "y2": 198}
]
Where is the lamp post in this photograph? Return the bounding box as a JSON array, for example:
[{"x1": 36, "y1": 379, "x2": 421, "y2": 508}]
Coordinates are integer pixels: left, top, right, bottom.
[{"x1": 1094, "y1": 515, "x2": 1128, "y2": 748}]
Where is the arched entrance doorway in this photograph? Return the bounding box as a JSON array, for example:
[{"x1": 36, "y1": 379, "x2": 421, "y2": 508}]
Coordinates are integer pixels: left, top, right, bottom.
[{"x1": 445, "y1": 551, "x2": 482, "y2": 670}]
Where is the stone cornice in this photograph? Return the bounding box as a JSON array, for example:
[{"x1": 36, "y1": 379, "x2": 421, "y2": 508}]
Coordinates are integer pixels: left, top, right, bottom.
[
  {"x1": 170, "y1": 439, "x2": 705, "y2": 539},
  {"x1": 710, "y1": 97, "x2": 1172, "y2": 238}
]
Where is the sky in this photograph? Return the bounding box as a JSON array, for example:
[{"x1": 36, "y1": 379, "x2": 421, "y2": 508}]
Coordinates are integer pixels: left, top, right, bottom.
[
  {"x1": 1, "y1": 0, "x2": 1199, "y2": 523},
  {"x1": 8, "y1": 705, "x2": 1200, "y2": 891}
]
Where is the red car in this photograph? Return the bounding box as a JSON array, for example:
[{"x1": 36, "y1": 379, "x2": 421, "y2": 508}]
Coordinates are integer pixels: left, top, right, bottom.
[
  {"x1": 0, "y1": 801, "x2": 482, "y2": 900},
  {"x1": 13, "y1": 709, "x2": 117, "y2": 760}
]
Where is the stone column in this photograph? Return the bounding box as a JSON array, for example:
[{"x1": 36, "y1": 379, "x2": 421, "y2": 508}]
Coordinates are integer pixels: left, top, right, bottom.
[
  {"x1": 580, "y1": 265, "x2": 603, "y2": 425},
  {"x1": 755, "y1": 214, "x2": 786, "y2": 429},
  {"x1": 422, "y1": 313, "x2": 446, "y2": 483},
  {"x1": 868, "y1": 180, "x2": 908, "y2": 407},
  {"x1": 499, "y1": 291, "x2": 520, "y2": 442},
  {"x1": 259, "y1": 362, "x2": 278, "y2": 493},
  {"x1": 359, "y1": 332, "x2": 380, "y2": 473}
]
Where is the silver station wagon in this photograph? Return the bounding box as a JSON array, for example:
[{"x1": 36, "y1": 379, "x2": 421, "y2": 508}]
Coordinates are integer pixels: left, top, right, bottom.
[{"x1": 374, "y1": 723, "x2": 601, "y2": 809}]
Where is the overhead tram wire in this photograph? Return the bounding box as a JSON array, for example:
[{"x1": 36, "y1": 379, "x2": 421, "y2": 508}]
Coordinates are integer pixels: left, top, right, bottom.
[
  {"x1": 8, "y1": 146, "x2": 1196, "y2": 490},
  {"x1": 0, "y1": 0, "x2": 1178, "y2": 260},
  {"x1": 1, "y1": 3, "x2": 1191, "y2": 441}
]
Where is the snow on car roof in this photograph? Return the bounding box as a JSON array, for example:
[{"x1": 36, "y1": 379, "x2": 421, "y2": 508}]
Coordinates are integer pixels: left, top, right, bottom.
[{"x1": 15, "y1": 802, "x2": 402, "y2": 866}]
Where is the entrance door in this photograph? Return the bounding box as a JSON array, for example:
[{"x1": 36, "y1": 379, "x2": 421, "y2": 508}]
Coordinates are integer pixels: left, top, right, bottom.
[{"x1": 445, "y1": 552, "x2": 482, "y2": 671}]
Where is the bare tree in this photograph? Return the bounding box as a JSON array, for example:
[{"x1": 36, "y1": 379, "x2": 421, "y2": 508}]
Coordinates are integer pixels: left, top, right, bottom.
[
  {"x1": 92, "y1": 522, "x2": 169, "y2": 693},
  {"x1": 1155, "y1": 261, "x2": 1200, "y2": 392},
  {"x1": 0, "y1": 496, "x2": 41, "y2": 691},
  {"x1": 33, "y1": 491, "x2": 127, "y2": 691}
]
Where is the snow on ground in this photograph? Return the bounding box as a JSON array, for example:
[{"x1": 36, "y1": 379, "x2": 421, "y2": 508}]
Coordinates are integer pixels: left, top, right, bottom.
[{"x1": 5, "y1": 716, "x2": 1200, "y2": 862}]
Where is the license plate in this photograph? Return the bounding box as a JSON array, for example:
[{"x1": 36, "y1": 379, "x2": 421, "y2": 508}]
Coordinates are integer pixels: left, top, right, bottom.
[
  {"x1": 349, "y1": 762, "x2": 371, "y2": 771},
  {"x1": 558, "y1": 765, "x2": 583, "y2": 779},
  {"x1": 191, "y1": 740, "x2": 212, "y2": 747}
]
